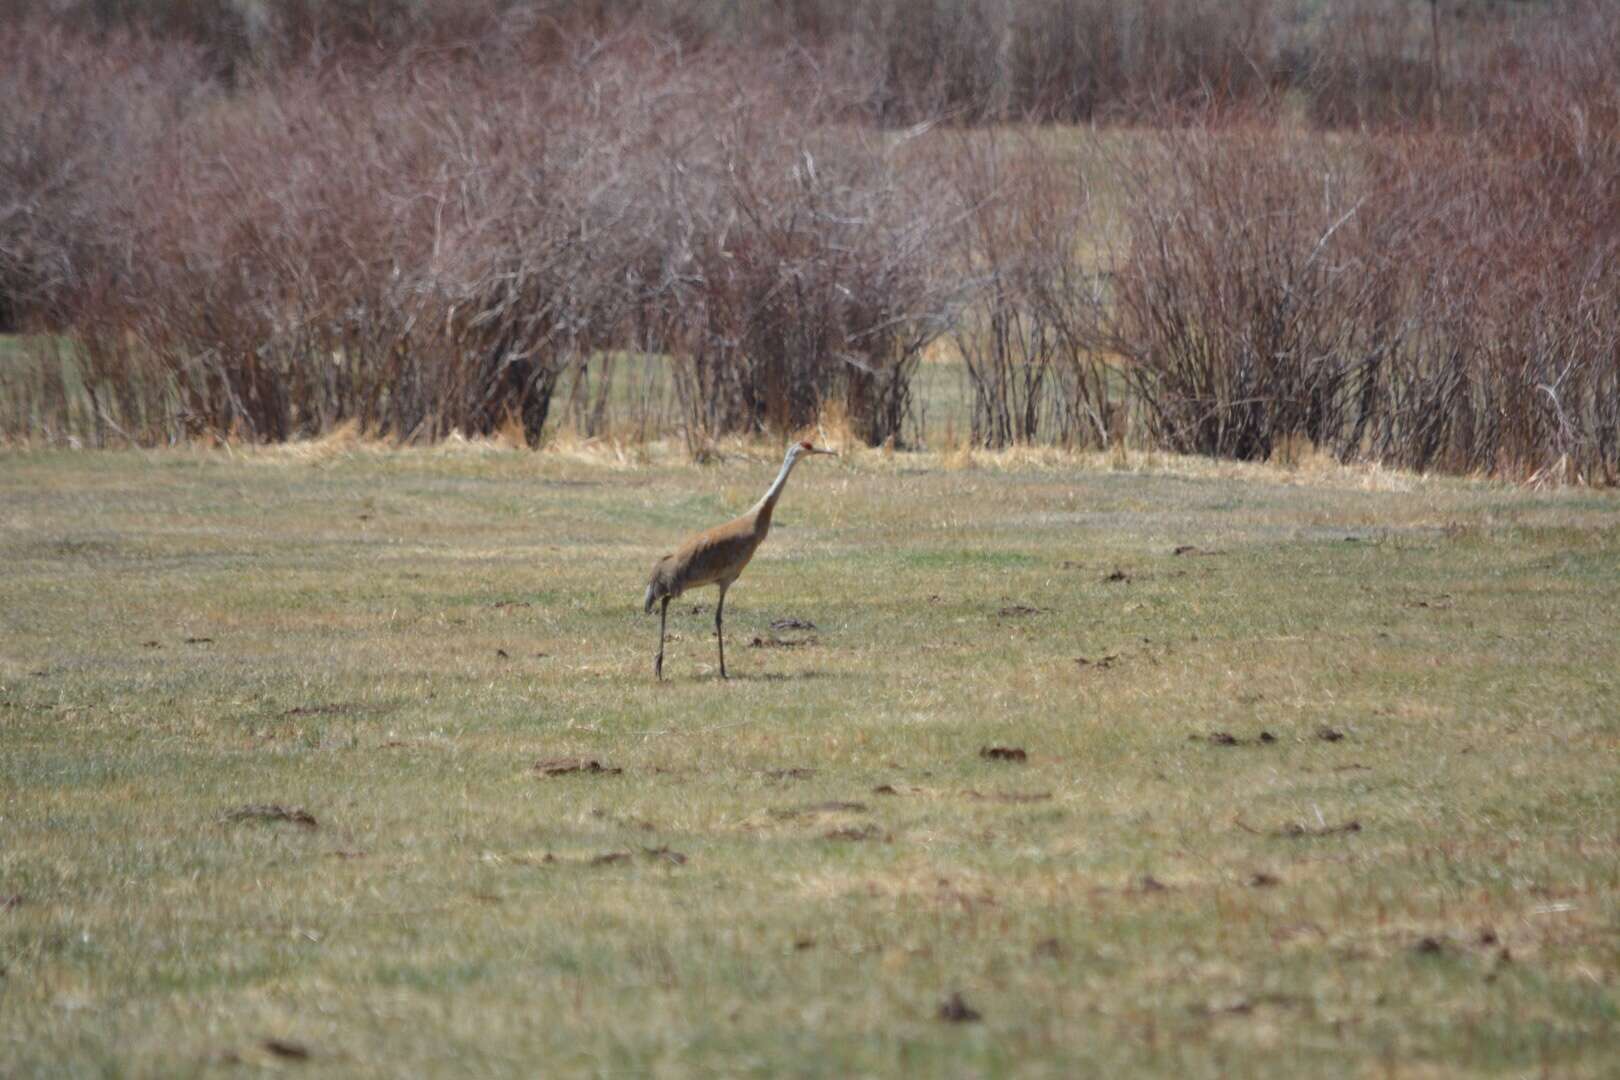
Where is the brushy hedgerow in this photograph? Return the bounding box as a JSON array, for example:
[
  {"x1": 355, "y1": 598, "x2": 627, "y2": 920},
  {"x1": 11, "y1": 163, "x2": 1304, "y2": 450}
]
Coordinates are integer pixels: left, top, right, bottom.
[
  {"x1": 2, "y1": 4, "x2": 1619, "y2": 481},
  {"x1": 1099, "y1": 38, "x2": 1620, "y2": 484},
  {"x1": 48, "y1": 38, "x2": 953, "y2": 447}
]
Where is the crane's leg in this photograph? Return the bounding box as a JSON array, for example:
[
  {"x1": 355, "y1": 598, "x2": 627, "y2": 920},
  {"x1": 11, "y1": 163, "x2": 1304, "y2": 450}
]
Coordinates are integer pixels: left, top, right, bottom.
[
  {"x1": 655, "y1": 595, "x2": 670, "y2": 681},
  {"x1": 714, "y1": 582, "x2": 730, "y2": 679}
]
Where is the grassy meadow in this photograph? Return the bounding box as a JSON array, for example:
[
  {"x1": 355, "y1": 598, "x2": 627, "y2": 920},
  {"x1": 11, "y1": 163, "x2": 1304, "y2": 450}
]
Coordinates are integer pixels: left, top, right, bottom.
[{"x1": 1, "y1": 439, "x2": 1618, "y2": 1076}]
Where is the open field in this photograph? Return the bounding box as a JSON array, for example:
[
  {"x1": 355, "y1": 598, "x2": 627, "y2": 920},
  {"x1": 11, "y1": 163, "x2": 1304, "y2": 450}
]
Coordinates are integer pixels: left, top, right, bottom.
[{"x1": 2, "y1": 443, "x2": 1618, "y2": 1076}]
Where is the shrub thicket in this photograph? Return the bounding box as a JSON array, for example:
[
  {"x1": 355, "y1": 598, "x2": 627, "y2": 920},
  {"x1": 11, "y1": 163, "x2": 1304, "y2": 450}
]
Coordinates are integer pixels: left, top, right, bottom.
[
  {"x1": 1, "y1": 2, "x2": 1616, "y2": 481},
  {"x1": 1087, "y1": 6, "x2": 1620, "y2": 482}
]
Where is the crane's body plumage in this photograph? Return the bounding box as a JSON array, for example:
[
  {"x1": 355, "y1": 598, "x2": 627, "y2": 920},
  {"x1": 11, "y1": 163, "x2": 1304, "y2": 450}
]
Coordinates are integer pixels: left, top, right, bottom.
[
  {"x1": 642, "y1": 511, "x2": 768, "y2": 612},
  {"x1": 644, "y1": 441, "x2": 832, "y2": 679}
]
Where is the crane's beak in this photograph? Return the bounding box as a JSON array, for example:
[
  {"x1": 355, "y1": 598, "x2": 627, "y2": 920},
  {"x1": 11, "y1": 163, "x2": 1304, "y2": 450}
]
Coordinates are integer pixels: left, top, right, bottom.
[{"x1": 809, "y1": 446, "x2": 837, "y2": 456}]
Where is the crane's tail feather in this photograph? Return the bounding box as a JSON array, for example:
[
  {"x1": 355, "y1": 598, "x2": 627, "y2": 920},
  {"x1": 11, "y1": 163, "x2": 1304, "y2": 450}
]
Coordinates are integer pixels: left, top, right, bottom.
[{"x1": 643, "y1": 581, "x2": 657, "y2": 615}]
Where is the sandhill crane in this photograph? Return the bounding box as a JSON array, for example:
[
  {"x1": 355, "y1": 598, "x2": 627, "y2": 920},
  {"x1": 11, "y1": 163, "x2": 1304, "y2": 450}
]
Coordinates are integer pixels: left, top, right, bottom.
[{"x1": 643, "y1": 440, "x2": 836, "y2": 680}]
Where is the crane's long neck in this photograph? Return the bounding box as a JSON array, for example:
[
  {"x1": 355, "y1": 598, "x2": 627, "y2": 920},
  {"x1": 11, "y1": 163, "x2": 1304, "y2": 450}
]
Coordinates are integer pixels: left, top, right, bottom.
[{"x1": 751, "y1": 453, "x2": 799, "y2": 530}]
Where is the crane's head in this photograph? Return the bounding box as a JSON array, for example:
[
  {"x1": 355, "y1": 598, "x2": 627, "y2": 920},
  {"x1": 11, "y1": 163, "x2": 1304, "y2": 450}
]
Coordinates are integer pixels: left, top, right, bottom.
[{"x1": 789, "y1": 439, "x2": 836, "y2": 461}]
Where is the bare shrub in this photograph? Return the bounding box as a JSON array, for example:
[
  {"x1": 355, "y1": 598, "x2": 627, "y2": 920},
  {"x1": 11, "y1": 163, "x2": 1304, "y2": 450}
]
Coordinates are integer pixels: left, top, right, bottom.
[
  {"x1": 943, "y1": 130, "x2": 1114, "y2": 449},
  {"x1": 670, "y1": 109, "x2": 952, "y2": 449},
  {"x1": 77, "y1": 65, "x2": 449, "y2": 442},
  {"x1": 427, "y1": 40, "x2": 679, "y2": 446},
  {"x1": 1101, "y1": 122, "x2": 1407, "y2": 461},
  {"x1": 1358, "y1": 87, "x2": 1620, "y2": 480},
  {"x1": 1103, "y1": 85, "x2": 1620, "y2": 481},
  {"x1": 7, "y1": 2, "x2": 1619, "y2": 477},
  {"x1": 46, "y1": 31, "x2": 949, "y2": 450},
  {"x1": 0, "y1": 19, "x2": 207, "y2": 332}
]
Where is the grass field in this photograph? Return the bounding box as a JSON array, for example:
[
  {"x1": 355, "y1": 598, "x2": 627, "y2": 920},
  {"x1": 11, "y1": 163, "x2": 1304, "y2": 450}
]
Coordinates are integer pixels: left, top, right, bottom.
[{"x1": 2, "y1": 440, "x2": 1617, "y2": 1076}]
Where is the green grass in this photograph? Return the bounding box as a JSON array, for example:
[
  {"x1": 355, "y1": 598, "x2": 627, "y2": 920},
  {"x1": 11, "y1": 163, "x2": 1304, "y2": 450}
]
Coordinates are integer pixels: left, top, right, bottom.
[{"x1": 2, "y1": 443, "x2": 1618, "y2": 1076}]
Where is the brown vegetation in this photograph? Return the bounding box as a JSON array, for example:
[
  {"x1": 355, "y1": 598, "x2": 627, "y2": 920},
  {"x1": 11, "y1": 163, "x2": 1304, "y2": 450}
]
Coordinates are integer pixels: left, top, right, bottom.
[{"x1": 1, "y1": 1, "x2": 1616, "y2": 480}]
